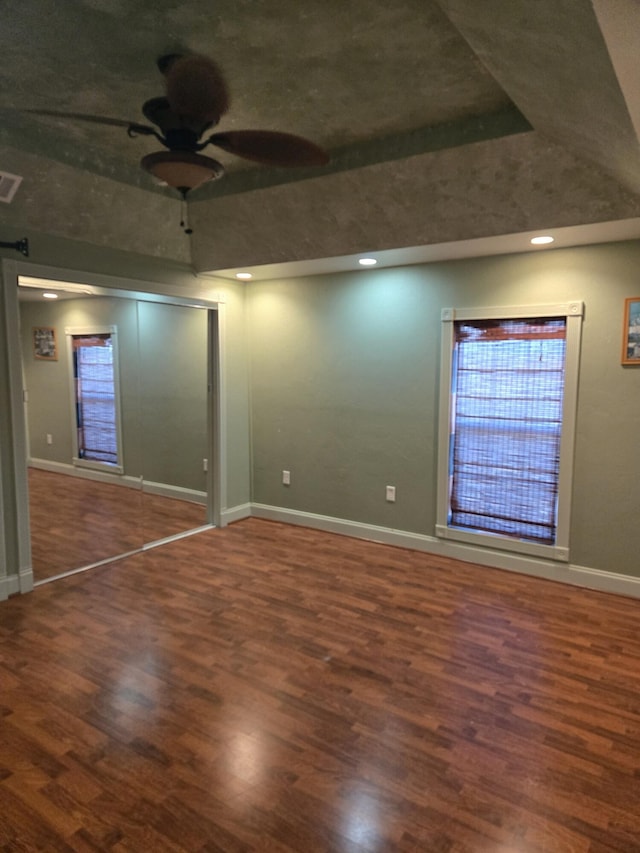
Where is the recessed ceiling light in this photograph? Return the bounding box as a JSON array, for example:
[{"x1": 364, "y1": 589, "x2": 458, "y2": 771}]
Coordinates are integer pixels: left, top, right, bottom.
[
  {"x1": 530, "y1": 235, "x2": 554, "y2": 245},
  {"x1": 42, "y1": 292, "x2": 58, "y2": 299},
  {"x1": 359, "y1": 258, "x2": 377, "y2": 266},
  {"x1": 236, "y1": 272, "x2": 252, "y2": 280}
]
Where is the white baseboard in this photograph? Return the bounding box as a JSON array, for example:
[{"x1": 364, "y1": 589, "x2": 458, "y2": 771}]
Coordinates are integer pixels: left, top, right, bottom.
[
  {"x1": 142, "y1": 480, "x2": 207, "y2": 505},
  {"x1": 251, "y1": 503, "x2": 640, "y2": 600},
  {"x1": 29, "y1": 458, "x2": 206, "y2": 504},
  {"x1": 0, "y1": 576, "x2": 16, "y2": 600},
  {"x1": 8, "y1": 487, "x2": 637, "y2": 602},
  {"x1": 565, "y1": 563, "x2": 640, "y2": 598},
  {"x1": 0, "y1": 567, "x2": 31, "y2": 600},
  {"x1": 19, "y1": 567, "x2": 34, "y2": 594},
  {"x1": 221, "y1": 503, "x2": 252, "y2": 525}
]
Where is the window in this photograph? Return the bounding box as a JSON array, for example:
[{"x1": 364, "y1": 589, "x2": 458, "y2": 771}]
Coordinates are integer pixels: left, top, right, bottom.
[
  {"x1": 66, "y1": 326, "x2": 123, "y2": 473},
  {"x1": 437, "y1": 303, "x2": 583, "y2": 561}
]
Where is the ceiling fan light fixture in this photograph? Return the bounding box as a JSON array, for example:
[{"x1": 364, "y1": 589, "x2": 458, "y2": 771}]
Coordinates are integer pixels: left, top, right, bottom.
[{"x1": 140, "y1": 150, "x2": 224, "y2": 192}]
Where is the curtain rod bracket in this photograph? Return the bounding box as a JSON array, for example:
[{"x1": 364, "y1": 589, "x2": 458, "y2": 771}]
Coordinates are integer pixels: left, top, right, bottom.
[{"x1": 0, "y1": 237, "x2": 29, "y2": 257}]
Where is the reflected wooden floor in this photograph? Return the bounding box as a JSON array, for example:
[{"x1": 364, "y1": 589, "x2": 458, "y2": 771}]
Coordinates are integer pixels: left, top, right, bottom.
[
  {"x1": 28, "y1": 468, "x2": 207, "y2": 582},
  {"x1": 1, "y1": 518, "x2": 640, "y2": 851}
]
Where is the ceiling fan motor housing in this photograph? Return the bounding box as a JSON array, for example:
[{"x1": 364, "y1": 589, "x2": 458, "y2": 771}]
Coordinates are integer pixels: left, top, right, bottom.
[{"x1": 142, "y1": 97, "x2": 213, "y2": 146}]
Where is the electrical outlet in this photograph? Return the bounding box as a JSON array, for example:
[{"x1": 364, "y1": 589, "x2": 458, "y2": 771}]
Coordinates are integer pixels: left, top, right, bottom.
[
  {"x1": 203, "y1": 458, "x2": 208, "y2": 472},
  {"x1": 46, "y1": 434, "x2": 53, "y2": 445},
  {"x1": 386, "y1": 485, "x2": 396, "y2": 502},
  {"x1": 282, "y1": 470, "x2": 291, "y2": 486}
]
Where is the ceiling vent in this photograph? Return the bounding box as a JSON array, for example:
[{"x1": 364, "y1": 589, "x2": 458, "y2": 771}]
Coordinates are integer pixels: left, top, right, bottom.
[{"x1": 0, "y1": 171, "x2": 23, "y2": 203}]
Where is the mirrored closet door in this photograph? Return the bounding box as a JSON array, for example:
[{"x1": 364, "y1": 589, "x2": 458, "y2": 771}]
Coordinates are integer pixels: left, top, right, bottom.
[{"x1": 18, "y1": 282, "x2": 213, "y2": 583}]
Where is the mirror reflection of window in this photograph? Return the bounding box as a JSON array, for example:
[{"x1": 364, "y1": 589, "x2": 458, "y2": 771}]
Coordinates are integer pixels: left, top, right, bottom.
[{"x1": 71, "y1": 332, "x2": 121, "y2": 468}]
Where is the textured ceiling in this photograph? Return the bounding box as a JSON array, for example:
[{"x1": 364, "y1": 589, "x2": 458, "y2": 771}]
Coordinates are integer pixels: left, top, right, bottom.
[
  {"x1": 1, "y1": 0, "x2": 515, "y2": 189},
  {"x1": 2, "y1": 0, "x2": 640, "y2": 272}
]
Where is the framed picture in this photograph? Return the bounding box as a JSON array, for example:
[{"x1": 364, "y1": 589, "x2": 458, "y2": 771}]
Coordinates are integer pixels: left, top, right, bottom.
[
  {"x1": 33, "y1": 326, "x2": 58, "y2": 361},
  {"x1": 622, "y1": 298, "x2": 640, "y2": 365}
]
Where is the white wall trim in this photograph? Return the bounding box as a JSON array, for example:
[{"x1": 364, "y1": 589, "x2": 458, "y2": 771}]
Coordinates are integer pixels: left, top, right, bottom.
[
  {"x1": 437, "y1": 303, "x2": 583, "y2": 560},
  {"x1": 1, "y1": 574, "x2": 20, "y2": 600},
  {"x1": 221, "y1": 502, "x2": 252, "y2": 525},
  {"x1": 142, "y1": 480, "x2": 207, "y2": 505},
  {"x1": 209, "y1": 303, "x2": 225, "y2": 527},
  {"x1": 3, "y1": 259, "x2": 33, "y2": 579},
  {"x1": 434, "y1": 523, "x2": 570, "y2": 562},
  {"x1": 19, "y1": 567, "x2": 34, "y2": 594},
  {"x1": 250, "y1": 503, "x2": 640, "y2": 600},
  {"x1": 566, "y1": 563, "x2": 640, "y2": 598},
  {"x1": 0, "y1": 567, "x2": 31, "y2": 599}
]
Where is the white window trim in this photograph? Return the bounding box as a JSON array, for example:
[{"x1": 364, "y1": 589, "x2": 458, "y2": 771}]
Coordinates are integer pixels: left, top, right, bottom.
[
  {"x1": 65, "y1": 324, "x2": 124, "y2": 475},
  {"x1": 436, "y1": 301, "x2": 584, "y2": 562}
]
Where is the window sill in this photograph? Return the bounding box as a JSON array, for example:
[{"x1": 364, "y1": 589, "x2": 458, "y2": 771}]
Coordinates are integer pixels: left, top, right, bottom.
[
  {"x1": 435, "y1": 524, "x2": 569, "y2": 563},
  {"x1": 73, "y1": 457, "x2": 124, "y2": 476}
]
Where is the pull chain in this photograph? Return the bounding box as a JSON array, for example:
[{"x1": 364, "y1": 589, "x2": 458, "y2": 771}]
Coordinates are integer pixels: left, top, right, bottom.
[{"x1": 179, "y1": 190, "x2": 193, "y2": 235}]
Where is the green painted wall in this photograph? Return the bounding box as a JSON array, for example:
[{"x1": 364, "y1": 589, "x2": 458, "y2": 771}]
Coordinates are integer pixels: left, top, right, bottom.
[
  {"x1": 249, "y1": 266, "x2": 438, "y2": 531},
  {"x1": 248, "y1": 241, "x2": 640, "y2": 579}
]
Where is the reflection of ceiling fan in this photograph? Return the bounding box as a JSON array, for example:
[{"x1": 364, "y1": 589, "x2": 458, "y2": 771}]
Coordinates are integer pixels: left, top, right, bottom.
[{"x1": 24, "y1": 53, "x2": 329, "y2": 214}]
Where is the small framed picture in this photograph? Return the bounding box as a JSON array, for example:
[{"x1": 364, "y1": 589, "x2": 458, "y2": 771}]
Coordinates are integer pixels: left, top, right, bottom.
[
  {"x1": 622, "y1": 298, "x2": 640, "y2": 365},
  {"x1": 33, "y1": 326, "x2": 58, "y2": 361}
]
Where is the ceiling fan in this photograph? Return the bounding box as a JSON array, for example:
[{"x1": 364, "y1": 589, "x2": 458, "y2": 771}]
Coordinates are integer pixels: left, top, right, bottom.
[{"x1": 22, "y1": 53, "x2": 330, "y2": 230}]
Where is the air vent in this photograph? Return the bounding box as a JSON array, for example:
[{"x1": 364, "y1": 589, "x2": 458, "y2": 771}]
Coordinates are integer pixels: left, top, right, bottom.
[{"x1": 0, "y1": 171, "x2": 23, "y2": 203}]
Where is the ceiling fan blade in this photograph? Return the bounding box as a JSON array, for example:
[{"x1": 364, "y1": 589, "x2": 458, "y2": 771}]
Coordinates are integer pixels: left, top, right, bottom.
[
  {"x1": 208, "y1": 130, "x2": 329, "y2": 167},
  {"x1": 165, "y1": 54, "x2": 230, "y2": 125},
  {"x1": 23, "y1": 108, "x2": 155, "y2": 135}
]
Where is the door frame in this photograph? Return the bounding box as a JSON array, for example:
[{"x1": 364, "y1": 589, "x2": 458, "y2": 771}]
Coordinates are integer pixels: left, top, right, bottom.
[{"x1": 2, "y1": 257, "x2": 227, "y2": 594}]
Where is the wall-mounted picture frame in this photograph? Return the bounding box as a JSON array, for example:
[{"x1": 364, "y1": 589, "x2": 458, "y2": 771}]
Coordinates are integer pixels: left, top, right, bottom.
[
  {"x1": 33, "y1": 326, "x2": 58, "y2": 361},
  {"x1": 622, "y1": 297, "x2": 640, "y2": 365}
]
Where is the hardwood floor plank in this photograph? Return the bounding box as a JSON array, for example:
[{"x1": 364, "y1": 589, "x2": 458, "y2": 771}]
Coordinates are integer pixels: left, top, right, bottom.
[{"x1": 1, "y1": 518, "x2": 640, "y2": 851}]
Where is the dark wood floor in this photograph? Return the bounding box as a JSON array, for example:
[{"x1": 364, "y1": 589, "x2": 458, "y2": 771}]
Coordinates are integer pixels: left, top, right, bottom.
[
  {"x1": 1, "y1": 518, "x2": 639, "y2": 852},
  {"x1": 28, "y1": 468, "x2": 208, "y2": 581}
]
